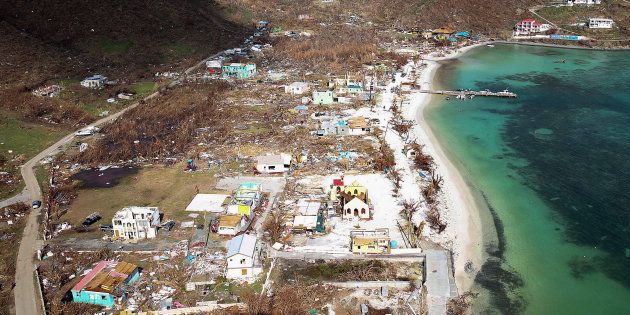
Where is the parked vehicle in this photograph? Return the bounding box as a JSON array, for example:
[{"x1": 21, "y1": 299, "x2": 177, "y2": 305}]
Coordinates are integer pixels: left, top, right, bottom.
[
  {"x1": 32, "y1": 200, "x2": 42, "y2": 209},
  {"x1": 99, "y1": 224, "x2": 113, "y2": 231},
  {"x1": 82, "y1": 212, "x2": 101, "y2": 226},
  {"x1": 162, "y1": 220, "x2": 175, "y2": 231}
]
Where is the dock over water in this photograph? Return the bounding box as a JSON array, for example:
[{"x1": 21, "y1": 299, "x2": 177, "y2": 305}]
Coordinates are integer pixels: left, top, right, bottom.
[{"x1": 419, "y1": 89, "x2": 517, "y2": 98}]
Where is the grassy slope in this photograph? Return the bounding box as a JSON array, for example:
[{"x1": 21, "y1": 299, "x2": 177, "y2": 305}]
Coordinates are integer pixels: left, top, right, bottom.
[{"x1": 0, "y1": 110, "x2": 69, "y2": 158}]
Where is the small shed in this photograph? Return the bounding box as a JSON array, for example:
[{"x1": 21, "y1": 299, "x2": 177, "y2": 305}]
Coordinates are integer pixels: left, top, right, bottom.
[{"x1": 255, "y1": 154, "x2": 291, "y2": 174}]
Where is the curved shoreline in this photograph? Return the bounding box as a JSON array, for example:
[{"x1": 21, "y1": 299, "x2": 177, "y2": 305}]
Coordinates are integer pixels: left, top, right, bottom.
[{"x1": 409, "y1": 53, "x2": 486, "y2": 291}]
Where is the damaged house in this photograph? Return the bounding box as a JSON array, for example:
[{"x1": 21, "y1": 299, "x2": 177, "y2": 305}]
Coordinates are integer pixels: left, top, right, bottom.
[
  {"x1": 71, "y1": 260, "x2": 140, "y2": 307},
  {"x1": 225, "y1": 234, "x2": 263, "y2": 279},
  {"x1": 255, "y1": 154, "x2": 292, "y2": 174},
  {"x1": 112, "y1": 206, "x2": 161, "y2": 240}
]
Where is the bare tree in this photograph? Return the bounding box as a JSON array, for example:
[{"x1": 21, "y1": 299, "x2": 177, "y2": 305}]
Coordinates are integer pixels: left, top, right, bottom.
[
  {"x1": 426, "y1": 207, "x2": 447, "y2": 233},
  {"x1": 263, "y1": 206, "x2": 289, "y2": 244},
  {"x1": 399, "y1": 199, "x2": 421, "y2": 223}
]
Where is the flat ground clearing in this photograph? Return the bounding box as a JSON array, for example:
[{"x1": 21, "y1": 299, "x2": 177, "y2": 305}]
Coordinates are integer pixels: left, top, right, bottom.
[
  {"x1": 64, "y1": 164, "x2": 226, "y2": 227},
  {"x1": 0, "y1": 110, "x2": 68, "y2": 199}
]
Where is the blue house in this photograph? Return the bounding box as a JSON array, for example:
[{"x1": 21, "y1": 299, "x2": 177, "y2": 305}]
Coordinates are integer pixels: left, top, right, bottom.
[
  {"x1": 71, "y1": 261, "x2": 140, "y2": 307},
  {"x1": 222, "y1": 63, "x2": 257, "y2": 79}
]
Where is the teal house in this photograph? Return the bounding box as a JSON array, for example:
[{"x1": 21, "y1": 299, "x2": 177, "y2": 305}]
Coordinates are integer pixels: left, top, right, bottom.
[
  {"x1": 312, "y1": 90, "x2": 335, "y2": 105},
  {"x1": 222, "y1": 63, "x2": 257, "y2": 79},
  {"x1": 71, "y1": 260, "x2": 140, "y2": 307}
]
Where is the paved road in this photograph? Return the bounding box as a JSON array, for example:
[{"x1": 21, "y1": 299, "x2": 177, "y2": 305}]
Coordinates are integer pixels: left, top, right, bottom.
[
  {"x1": 0, "y1": 191, "x2": 29, "y2": 208},
  {"x1": 6, "y1": 50, "x2": 226, "y2": 315}
]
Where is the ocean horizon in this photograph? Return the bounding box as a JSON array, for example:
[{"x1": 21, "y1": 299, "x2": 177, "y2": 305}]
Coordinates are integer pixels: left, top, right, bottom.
[{"x1": 426, "y1": 44, "x2": 630, "y2": 314}]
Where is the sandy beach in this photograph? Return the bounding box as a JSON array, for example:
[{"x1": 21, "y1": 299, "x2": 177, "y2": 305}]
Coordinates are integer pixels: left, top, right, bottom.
[{"x1": 407, "y1": 44, "x2": 488, "y2": 291}]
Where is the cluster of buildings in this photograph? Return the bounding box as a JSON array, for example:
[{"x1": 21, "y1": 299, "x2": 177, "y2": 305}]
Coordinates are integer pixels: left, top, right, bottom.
[
  {"x1": 330, "y1": 178, "x2": 373, "y2": 220},
  {"x1": 280, "y1": 177, "x2": 393, "y2": 254},
  {"x1": 514, "y1": 16, "x2": 614, "y2": 36},
  {"x1": 315, "y1": 115, "x2": 372, "y2": 137},
  {"x1": 311, "y1": 74, "x2": 375, "y2": 105},
  {"x1": 184, "y1": 182, "x2": 264, "y2": 237}
]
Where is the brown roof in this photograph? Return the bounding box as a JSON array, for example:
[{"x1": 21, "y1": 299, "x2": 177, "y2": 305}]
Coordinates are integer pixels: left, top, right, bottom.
[
  {"x1": 82, "y1": 261, "x2": 137, "y2": 293},
  {"x1": 348, "y1": 116, "x2": 368, "y2": 129},
  {"x1": 219, "y1": 215, "x2": 242, "y2": 227}
]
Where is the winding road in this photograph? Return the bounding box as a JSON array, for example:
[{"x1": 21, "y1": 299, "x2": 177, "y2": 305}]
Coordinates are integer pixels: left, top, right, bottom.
[{"x1": 4, "y1": 50, "x2": 226, "y2": 315}]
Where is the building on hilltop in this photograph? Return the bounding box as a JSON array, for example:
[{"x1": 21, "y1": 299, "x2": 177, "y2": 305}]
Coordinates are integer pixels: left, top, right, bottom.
[
  {"x1": 589, "y1": 18, "x2": 614, "y2": 29},
  {"x1": 515, "y1": 19, "x2": 552, "y2": 35},
  {"x1": 81, "y1": 75, "x2": 108, "y2": 89},
  {"x1": 566, "y1": 0, "x2": 601, "y2": 6},
  {"x1": 221, "y1": 63, "x2": 256, "y2": 79}
]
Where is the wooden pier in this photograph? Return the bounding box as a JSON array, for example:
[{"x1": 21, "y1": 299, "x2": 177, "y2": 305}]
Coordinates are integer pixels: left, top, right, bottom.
[{"x1": 418, "y1": 89, "x2": 517, "y2": 98}]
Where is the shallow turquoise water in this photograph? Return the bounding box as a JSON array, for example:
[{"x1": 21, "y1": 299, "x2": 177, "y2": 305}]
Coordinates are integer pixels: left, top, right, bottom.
[{"x1": 426, "y1": 44, "x2": 630, "y2": 314}]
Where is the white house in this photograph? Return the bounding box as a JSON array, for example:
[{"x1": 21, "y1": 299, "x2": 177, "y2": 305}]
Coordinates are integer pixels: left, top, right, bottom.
[
  {"x1": 589, "y1": 18, "x2": 614, "y2": 29},
  {"x1": 112, "y1": 206, "x2": 161, "y2": 240},
  {"x1": 284, "y1": 82, "x2": 310, "y2": 95},
  {"x1": 255, "y1": 154, "x2": 291, "y2": 174},
  {"x1": 80, "y1": 75, "x2": 108, "y2": 89},
  {"x1": 225, "y1": 234, "x2": 263, "y2": 279},
  {"x1": 566, "y1": 0, "x2": 601, "y2": 6},
  {"x1": 343, "y1": 197, "x2": 370, "y2": 220}
]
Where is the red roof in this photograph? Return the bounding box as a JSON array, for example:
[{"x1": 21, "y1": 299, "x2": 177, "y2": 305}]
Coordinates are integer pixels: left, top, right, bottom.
[
  {"x1": 521, "y1": 19, "x2": 536, "y2": 23},
  {"x1": 333, "y1": 179, "x2": 344, "y2": 186},
  {"x1": 71, "y1": 260, "x2": 115, "y2": 292}
]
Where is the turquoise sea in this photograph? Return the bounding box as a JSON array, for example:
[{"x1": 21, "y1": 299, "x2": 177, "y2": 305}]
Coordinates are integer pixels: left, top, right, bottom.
[{"x1": 425, "y1": 44, "x2": 630, "y2": 314}]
